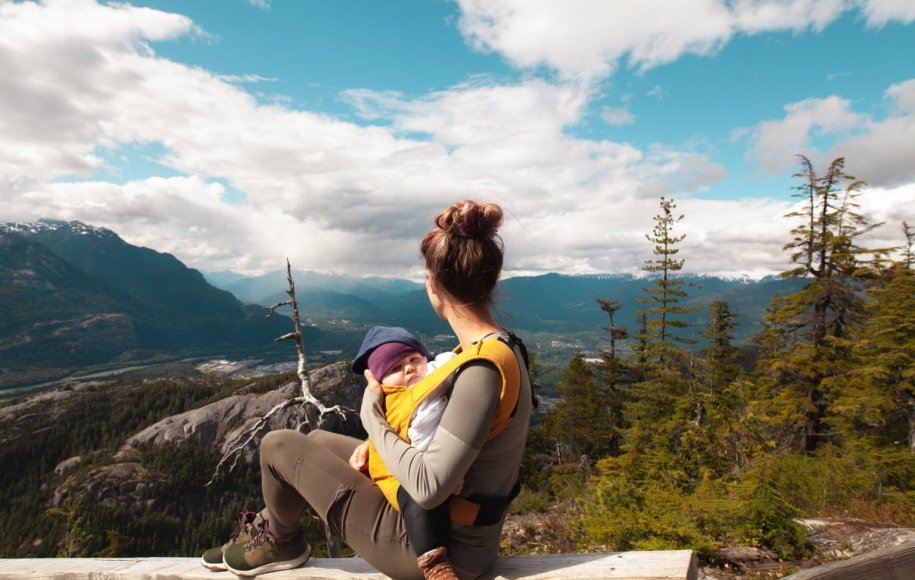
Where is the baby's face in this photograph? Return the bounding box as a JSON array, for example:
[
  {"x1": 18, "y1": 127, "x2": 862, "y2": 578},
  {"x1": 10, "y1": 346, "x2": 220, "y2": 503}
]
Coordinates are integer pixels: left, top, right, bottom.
[{"x1": 381, "y1": 351, "x2": 428, "y2": 387}]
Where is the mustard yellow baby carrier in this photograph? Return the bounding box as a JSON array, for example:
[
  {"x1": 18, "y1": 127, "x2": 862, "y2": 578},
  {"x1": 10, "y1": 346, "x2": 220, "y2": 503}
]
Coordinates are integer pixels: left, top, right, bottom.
[{"x1": 367, "y1": 334, "x2": 525, "y2": 527}]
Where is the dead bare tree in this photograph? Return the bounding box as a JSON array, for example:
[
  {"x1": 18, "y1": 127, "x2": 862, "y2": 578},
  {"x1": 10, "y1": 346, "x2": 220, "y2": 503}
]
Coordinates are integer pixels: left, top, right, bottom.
[
  {"x1": 206, "y1": 259, "x2": 353, "y2": 556},
  {"x1": 206, "y1": 260, "x2": 349, "y2": 485}
]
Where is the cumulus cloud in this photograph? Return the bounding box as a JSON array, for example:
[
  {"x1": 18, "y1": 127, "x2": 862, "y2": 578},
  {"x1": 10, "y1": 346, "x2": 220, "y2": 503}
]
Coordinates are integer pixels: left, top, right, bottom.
[
  {"x1": 858, "y1": 0, "x2": 915, "y2": 25},
  {"x1": 0, "y1": 0, "x2": 910, "y2": 281},
  {"x1": 740, "y1": 80, "x2": 915, "y2": 187},
  {"x1": 456, "y1": 0, "x2": 731, "y2": 82},
  {"x1": 833, "y1": 79, "x2": 915, "y2": 186},
  {"x1": 455, "y1": 0, "x2": 911, "y2": 83},
  {"x1": 744, "y1": 96, "x2": 861, "y2": 173},
  {"x1": 600, "y1": 106, "x2": 636, "y2": 126}
]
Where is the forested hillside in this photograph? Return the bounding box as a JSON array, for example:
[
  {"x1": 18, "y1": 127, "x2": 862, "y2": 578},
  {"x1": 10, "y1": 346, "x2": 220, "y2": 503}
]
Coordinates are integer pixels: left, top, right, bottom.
[
  {"x1": 524, "y1": 158, "x2": 915, "y2": 564},
  {"x1": 0, "y1": 366, "x2": 360, "y2": 558}
]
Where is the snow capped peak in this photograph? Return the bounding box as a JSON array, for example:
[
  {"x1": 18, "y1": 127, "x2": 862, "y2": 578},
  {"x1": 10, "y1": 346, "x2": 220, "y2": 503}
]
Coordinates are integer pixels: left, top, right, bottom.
[{"x1": 0, "y1": 219, "x2": 117, "y2": 239}]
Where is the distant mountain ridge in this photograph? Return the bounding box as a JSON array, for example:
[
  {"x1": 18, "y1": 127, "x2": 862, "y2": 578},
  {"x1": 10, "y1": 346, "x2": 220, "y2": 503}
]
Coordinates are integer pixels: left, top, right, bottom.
[
  {"x1": 204, "y1": 265, "x2": 804, "y2": 344},
  {"x1": 2, "y1": 218, "x2": 803, "y2": 391},
  {"x1": 0, "y1": 220, "x2": 306, "y2": 389}
]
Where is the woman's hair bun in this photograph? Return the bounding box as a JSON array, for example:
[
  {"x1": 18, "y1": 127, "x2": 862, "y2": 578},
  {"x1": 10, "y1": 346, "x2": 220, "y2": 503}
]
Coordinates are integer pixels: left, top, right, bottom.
[{"x1": 435, "y1": 199, "x2": 503, "y2": 240}]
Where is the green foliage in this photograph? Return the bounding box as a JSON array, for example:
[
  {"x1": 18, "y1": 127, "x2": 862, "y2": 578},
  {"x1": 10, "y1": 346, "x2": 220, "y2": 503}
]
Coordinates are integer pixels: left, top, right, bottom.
[
  {"x1": 767, "y1": 446, "x2": 915, "y2": 525},
  {"x1": 521, "y1": 171, "x2": 914, "y2": 564},
  {"x1": 742, "y1": 477, "x2": 809, "y2": 560},
  {"x1": 639, "y1": 197, "x2": 699, "y2": 364},
  {"x1": 0, "y1": 372, "x2": 327, "y2": 558},
  {"x1": 509, "y1": 487, "x2": 552, "y2": 514},
  {"x1": 540, "y1": 354, "x2": 615, "y2": 462},
  {"x1": 579, "y1": 469, "x2": 739, "y2": 557},
  {"x1": 754, "y1": 156, "x2": 890, "y2": 452}
]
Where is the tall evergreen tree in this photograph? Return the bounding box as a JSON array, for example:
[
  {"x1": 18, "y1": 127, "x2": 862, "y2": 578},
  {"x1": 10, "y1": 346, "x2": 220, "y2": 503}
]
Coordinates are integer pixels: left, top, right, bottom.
[
  {"x1": 700, "y1": 301, "x2": 741, "y2": 394},
  {"x1": 542, "y1": 353, "x2": 614, "y2": 462},
  {"x1": 756, "y1": 156, "x2": 886, "y2": 451},
  {"x1": 596, "y1": 299, "x2": 629, "y2": 453},
  {"x1": 639, "y1": 197, "x2": 698, "y2": 366},
  {"x1": 692, "y1": 301, "x2": 751, "y2": 475},
  {"x1": 617, "y1": 197, "x2": 703, "y2": 483},
  {"x1": 902, "y1": 221, "x2": 913, "y2": 270},
  {"x1": 834, "y1": 261, "x2": 915, "y2": 453}
]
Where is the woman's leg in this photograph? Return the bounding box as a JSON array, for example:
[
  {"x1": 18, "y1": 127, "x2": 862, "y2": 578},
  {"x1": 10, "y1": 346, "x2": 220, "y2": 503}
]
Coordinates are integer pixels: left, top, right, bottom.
[{"x1": 259, "y1": 429, "x2": 424, "y2": 580}]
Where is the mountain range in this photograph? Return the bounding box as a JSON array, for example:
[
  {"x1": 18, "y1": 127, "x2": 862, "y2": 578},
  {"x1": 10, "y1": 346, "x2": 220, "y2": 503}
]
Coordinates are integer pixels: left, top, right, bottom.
[
  {"x1": 204, "y1": 267, "x2": 804, "y2": 350},
  {"x1": 1, "y1": 219, "x2": 803, "y2": 392},
  {"x1": 0, "y1": 220, "x2": 309, "y2": 390}
]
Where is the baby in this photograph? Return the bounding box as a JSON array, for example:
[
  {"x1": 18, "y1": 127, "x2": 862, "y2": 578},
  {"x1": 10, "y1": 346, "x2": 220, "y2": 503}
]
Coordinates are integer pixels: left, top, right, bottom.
[{"x1": 350, "y1": 326, "x2": 458, "y2": 580}]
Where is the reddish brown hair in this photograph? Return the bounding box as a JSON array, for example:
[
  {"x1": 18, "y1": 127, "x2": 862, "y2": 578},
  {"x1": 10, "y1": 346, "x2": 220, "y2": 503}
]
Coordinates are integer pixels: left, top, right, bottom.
[{"x1": 420, "y1": 200, "x2": 504, "y2": 307}]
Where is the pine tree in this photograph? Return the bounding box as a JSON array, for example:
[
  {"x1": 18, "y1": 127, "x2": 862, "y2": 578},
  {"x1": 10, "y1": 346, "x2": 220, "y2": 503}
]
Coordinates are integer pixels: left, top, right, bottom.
[
  {"x1": 542, "y1": 353, "x2": 614, "y2": 463},
  {"x1": 903, "y1": 221, "x2": 913, "y2": 270},
  {"x1": 639, "y1": 197, "x2": 698, "y2": 366},
  {"x1": 596, "y1": 299, "x2": 629, "y2": 452},
  {"x1": 700, "y1": 301, "x2": 741, "y2": 394},
  {"x1": 756, "y1": 156, "x2": 886, "y2": 452},
  {"x1": 835, "y1": 261, "x2": 915, "y2": 453},
  {"x1": 696, "y1": 301, "x2": 749, "y2": 474},
  {"x1": 620, "y1": 197, "x2": 702, "y2": 483}
]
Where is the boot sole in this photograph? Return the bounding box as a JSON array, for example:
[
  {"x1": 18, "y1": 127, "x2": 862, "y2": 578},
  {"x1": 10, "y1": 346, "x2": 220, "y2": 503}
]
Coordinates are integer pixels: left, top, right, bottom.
[
  {"x1": 224, "y1": 543, "x2": 312, "y2": 577},
  {"x1": 200, "y1": 556, "x2": 227, "y2": 571}
]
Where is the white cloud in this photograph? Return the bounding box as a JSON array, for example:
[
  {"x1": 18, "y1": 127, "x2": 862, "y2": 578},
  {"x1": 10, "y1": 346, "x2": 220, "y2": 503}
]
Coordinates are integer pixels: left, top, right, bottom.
[
  {"x1": 647, "y1": 85, "x2": 667, "y2": 99},
  {"x1": 744, "y1": 96, "x2": 861, "y2": 173},
  {"x1": 458, "y1": 0, "x2": 915, "y2": 81},
  {"x1": 217, "y1": 74, "x2": 278, "y2": 84},
  {"x1": 829, "y1": 80, "x2": 915, "y2": 187},
  {"x1": 858, "y1": 0, "x2": 915, "y2": 25},
  {"x1": 0, "y1": 0, "x2": 911, "y2": 281},
  {"x1": 455, "y1": 1, "x2": 912, "y2": 83},
  {"x1": 600, "y1": 106, "x2": 636, "y2": 126},
  {"x1": 741, "y1": 80, "x2": 915, "y2": 187},
  {"x1": 456, "y1": 0, "x2": 732, "y2": 82}
]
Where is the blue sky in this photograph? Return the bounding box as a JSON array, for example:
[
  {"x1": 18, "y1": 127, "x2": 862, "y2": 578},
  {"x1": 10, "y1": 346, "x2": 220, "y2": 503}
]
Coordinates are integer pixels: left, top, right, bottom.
[{"x1": 1, "y1": 0, "x2": 913, "y2": 278}]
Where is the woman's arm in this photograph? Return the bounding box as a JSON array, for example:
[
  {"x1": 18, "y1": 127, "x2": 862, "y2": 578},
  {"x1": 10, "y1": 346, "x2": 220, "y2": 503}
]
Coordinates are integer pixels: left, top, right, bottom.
[{"x1": 361, "y1": 361, "x2": 500, "y2": 509}]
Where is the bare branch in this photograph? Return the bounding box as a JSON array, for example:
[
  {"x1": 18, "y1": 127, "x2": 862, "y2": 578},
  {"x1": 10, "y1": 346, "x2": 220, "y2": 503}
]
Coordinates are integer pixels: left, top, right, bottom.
[
  {"x1": 265, "y1": 300, "x2": 292, "y2": 317},
  {"x1": 208, "y1": 258, "x2": 351, "y2": 484}
]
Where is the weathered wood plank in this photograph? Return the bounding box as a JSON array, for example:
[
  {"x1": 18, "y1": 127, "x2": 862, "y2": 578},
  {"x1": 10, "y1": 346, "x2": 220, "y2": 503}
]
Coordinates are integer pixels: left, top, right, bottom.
[
  {"x1": 0, "y1": 551, "x2": 697, "y2": 580},
  {"x1": 782, "y1": 539, "x2": 915, "y2": 580}
]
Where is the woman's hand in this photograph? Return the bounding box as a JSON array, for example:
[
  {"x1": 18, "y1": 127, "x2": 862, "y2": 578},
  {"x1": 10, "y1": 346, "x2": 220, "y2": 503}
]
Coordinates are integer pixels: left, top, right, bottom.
[
  {"x1": 363, "y1": 369, "x2": 382, "y2": 396},
  {"x1": 360, "y1": 368, "x2": 388, "y2": 428},
  {"x1": 349, "y1": 440, "x2": 370, "y2": 472}
]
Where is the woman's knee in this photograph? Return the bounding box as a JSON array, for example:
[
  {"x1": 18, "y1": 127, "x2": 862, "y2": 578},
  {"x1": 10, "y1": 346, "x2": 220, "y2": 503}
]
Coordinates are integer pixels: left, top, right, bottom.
[{"x1": 260, "y1": 429, "x2": 306, "y2": 465}]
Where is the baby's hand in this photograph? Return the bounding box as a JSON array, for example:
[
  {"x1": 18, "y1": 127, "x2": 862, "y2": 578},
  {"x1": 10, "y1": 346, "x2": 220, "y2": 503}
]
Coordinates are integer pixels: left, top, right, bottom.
[
  {"x1": 349, "y1": 440, "x2": 370, "y2": 472},
  {"x1": 452, "y1": 478, "x2": 464, "y2": 496}
]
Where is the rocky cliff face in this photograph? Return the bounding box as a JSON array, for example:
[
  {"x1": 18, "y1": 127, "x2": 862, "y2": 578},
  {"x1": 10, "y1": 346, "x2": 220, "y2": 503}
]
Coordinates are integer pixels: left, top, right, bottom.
[
  {"x1": 44, "y1": 361, "x2": 363, "y2": 509},
  {"x1": 117, "y1": 361, "x2": 364, "y2": 460}
]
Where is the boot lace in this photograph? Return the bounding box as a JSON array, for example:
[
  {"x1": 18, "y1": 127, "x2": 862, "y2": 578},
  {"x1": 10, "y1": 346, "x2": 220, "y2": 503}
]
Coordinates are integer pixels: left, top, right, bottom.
[
  {"x1": 246, "y1": 516, "x2": 278, "y2": 550},
  {"x1": 228, "y1": 510, "x2": 258, "y2": 543}
]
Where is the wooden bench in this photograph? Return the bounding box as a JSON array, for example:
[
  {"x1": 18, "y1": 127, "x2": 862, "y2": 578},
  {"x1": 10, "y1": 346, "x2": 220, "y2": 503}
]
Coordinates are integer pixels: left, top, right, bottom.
[
  {"x1": 0, "y1": 551, "x2": 698, "y2": 579},
  {"x1": 781, "y1": 539, "x2": 915, "y2": 580}
]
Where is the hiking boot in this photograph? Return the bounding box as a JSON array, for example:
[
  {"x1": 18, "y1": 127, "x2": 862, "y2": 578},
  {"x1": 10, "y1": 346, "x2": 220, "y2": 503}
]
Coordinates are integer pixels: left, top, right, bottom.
[
  {"x1": 417, "y1": 546, "x2": 458, "y2": 580},
  {"x1": 200, "y1": 510, "x2": 261, "y2": 571},
  {"x1": 222, "y1": 517, "x2": 312, "y2": 576}
]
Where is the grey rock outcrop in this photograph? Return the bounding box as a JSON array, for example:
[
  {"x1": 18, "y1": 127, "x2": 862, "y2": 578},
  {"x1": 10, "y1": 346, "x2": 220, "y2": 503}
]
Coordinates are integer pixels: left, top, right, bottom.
[
  {"x1": 117, "y1": 361, "x2": 362, "y2": 461},
  {"x1": 54, "y1": 362, "x2": 364, "y2": 509}
]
